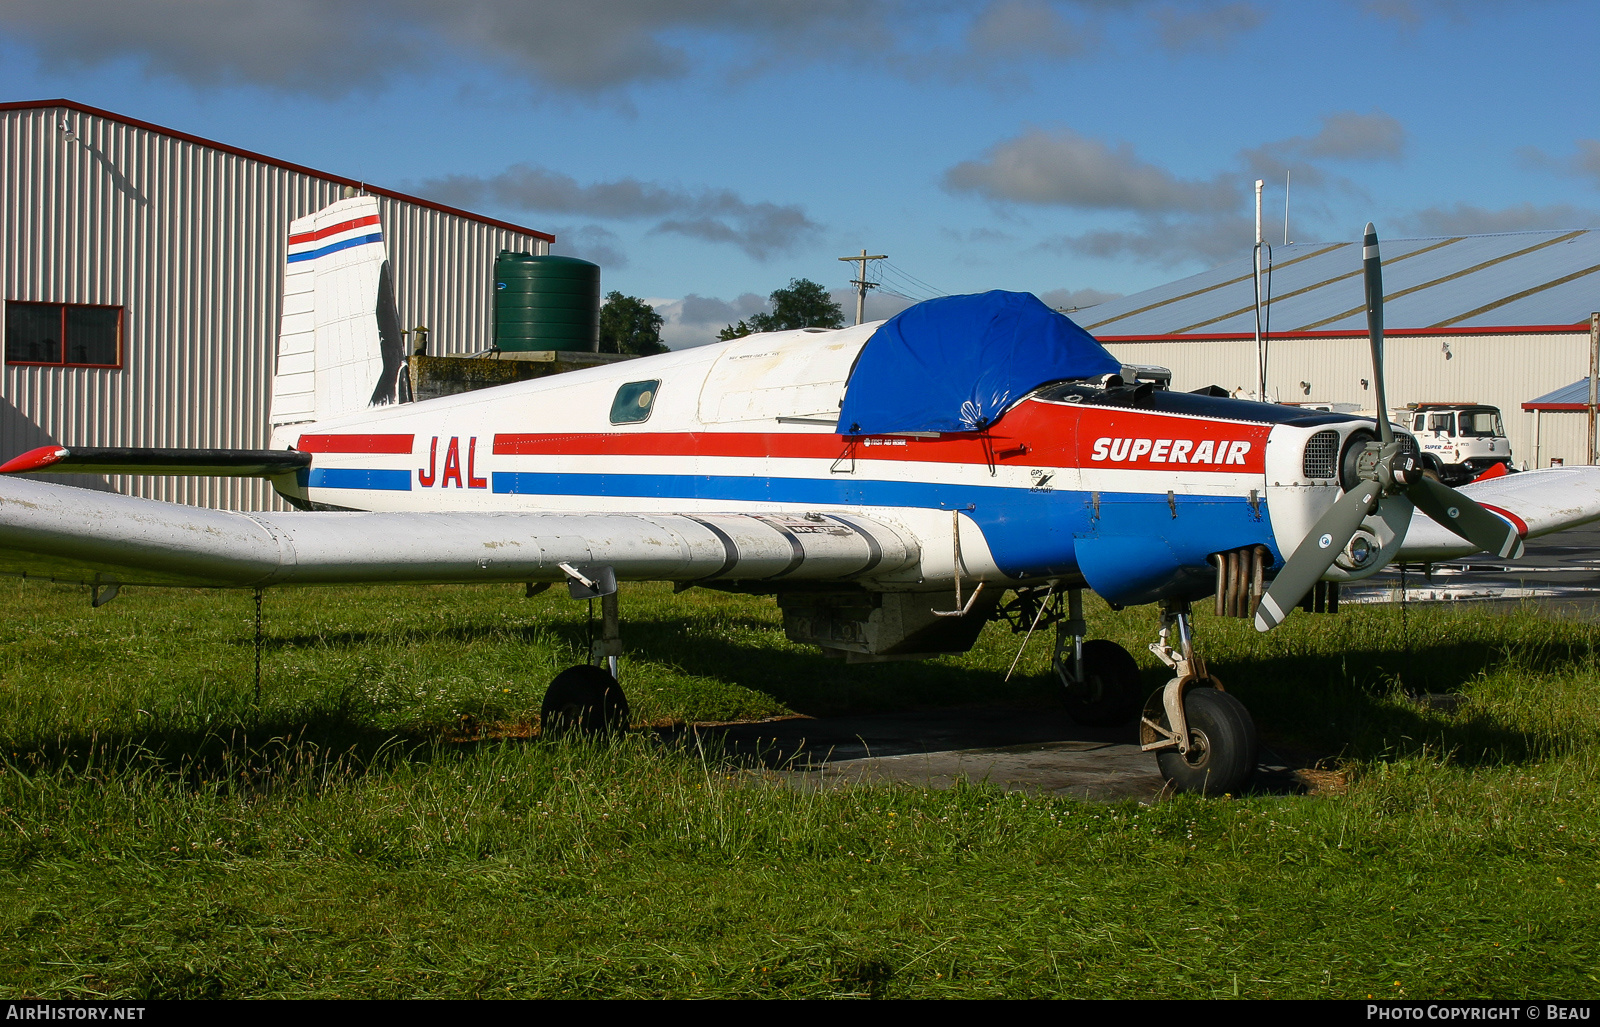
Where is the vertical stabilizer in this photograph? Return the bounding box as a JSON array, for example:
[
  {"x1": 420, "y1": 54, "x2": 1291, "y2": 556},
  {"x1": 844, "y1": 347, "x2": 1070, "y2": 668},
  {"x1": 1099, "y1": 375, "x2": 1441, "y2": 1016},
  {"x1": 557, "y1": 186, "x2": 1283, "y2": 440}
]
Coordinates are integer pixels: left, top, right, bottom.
[{"x1": 270, "y1": 196, "x2": 405, "y2": 430}]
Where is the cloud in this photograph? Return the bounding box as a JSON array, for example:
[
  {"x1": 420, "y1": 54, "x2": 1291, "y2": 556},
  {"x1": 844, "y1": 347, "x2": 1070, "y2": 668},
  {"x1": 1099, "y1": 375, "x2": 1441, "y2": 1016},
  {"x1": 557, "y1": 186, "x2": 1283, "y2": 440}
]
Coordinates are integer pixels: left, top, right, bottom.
[
  {"x1": 1045, "y1": 213, "x2": 1256, "y2": 267},
  {"x1": 943, "y1": 126, "x2": 1238, "y2": 213},
  {"x1": 940, "y1": 226, "x2": 1019, "y2": 244},
  {"x1": 0, "y1": 0, "x2": 1115, "y2": 97},
  {"x1": 1398, "y1": 202, "x2": 1600, "y2": 236},
  {"x1": 1152, "y1": 1, "x2": 1265, "y2": 54},
  {"x1": 652, "y1": 285, "x2": 919, "y2": 348},
  {"x1": 549, "y1": 225, "x2": 628, "y2": 268},
  {"x1": 1241, "y1": 110, "x2": 1405, "y2": 187},
  {"x1": 1357, "y1": 0, "x2": 1481, "y2": 28},
  {"x1": 650, "y1": 205, "x2": 820, "y2": 260},
  {"x1": 652, "y1": 292, "x2": 767, "y2": 349},
  {"x1": 1301, "y1": 110, "x2": 1406, "y2": 161},
  {"x1": 0, "y1": 0, "x2": 391, "y2": 96},
  {"x1": 944, "y1": 112, "x2": 1407, "y2": 269},
  {"x1": 1038, "y1": 286, "x2": 1123, "y2": 311},
  {"x1": 416, "y1": 164, "x2": 820, "y2": 260},
  {"x1": 966, "y1": 0, "x2": 1090, "y2": 58},
  {"x1": 1519, "y1": 139, "x2": 1600, "y2": 191}
]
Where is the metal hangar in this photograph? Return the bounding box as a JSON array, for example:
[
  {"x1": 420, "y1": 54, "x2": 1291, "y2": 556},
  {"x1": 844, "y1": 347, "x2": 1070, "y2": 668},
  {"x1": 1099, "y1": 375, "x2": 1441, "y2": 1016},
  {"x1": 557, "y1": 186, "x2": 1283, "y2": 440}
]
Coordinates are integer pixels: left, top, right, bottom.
[
  {"x1": 1084, "y1": 229, "x2": 1600, "y2": 469},
  {"x1": 0, "y1": 99, "x2": 552, "y2": 511}
]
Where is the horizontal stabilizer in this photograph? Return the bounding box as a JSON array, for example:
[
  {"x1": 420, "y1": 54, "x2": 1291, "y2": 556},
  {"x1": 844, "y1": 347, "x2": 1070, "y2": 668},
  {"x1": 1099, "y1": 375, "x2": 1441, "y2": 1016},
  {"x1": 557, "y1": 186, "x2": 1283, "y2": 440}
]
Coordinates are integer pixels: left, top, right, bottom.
[{"x1": 0, "y1": 447, "x2": 311, "y2": 478}]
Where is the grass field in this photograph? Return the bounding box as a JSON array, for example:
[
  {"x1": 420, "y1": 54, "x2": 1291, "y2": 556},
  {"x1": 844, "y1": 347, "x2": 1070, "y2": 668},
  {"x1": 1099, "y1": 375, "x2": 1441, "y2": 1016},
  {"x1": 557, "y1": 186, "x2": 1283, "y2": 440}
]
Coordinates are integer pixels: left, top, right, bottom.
[{"x1": 1, "y1": 577, "x2": 1598, "y2": 998}]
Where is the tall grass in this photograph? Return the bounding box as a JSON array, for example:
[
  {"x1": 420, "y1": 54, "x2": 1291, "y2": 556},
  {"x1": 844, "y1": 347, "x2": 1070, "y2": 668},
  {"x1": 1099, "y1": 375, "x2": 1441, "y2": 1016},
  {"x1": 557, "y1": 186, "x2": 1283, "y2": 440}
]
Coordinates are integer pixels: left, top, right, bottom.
[{"x1": 0, "y1": 579, "x2": 1598, "y2": 997}]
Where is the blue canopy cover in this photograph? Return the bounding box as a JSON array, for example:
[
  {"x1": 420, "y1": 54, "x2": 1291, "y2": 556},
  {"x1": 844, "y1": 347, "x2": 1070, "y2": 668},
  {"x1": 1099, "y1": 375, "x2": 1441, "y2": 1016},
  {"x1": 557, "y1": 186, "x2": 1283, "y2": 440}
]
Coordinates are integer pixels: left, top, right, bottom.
[{"x1": 837, "y1": 291, "x2": 1121, "y2": 435}]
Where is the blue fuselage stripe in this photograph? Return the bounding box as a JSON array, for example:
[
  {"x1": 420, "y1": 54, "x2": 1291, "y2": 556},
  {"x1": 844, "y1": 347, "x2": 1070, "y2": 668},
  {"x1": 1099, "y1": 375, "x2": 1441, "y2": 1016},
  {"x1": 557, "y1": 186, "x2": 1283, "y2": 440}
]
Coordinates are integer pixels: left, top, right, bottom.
[
  {"x1": 308, "y1": 467, "x2": 413, "y2": 491},
  {"x1": 489, "y1": 470, "x2": 1277, "y2": 583},
  {"x1": 287, "y1": 234, "x2": 384, "y2": 263}
]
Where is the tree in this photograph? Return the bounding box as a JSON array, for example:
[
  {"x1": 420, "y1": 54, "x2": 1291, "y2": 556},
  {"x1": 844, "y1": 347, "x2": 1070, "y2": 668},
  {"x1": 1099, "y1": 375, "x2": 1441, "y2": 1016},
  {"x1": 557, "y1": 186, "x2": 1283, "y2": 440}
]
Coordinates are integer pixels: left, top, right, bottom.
[
  {"x1": 720, "y1": 278, "x2": 844, "y2": 340},
  {"x1": 599, "y1": 292, "x2": 668, "y2": 356}
]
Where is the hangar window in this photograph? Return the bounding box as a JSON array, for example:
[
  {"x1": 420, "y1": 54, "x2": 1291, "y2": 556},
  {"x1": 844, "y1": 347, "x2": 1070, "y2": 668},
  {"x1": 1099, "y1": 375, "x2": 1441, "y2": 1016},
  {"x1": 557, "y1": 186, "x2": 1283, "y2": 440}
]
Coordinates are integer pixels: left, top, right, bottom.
[
  {"x1": 609, "y1": 380, "x2": 659, "y2": 424},
  {"x1": 5, "y1": 302, "x2": 122, "y2": 367}
]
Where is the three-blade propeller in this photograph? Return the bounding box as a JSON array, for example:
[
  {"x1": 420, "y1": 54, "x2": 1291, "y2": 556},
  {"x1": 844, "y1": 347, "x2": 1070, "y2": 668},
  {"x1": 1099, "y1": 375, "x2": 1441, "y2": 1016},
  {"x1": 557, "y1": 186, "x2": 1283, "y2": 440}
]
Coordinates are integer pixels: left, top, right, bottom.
[{"x1": 1254, "y1": 224, "x2": 1524, "y2": 631}]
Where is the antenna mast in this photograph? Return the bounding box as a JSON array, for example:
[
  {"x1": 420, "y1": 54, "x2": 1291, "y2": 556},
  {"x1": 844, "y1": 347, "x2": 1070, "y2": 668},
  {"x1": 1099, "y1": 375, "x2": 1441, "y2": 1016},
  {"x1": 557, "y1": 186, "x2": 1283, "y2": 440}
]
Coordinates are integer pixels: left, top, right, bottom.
[
  {"x1": 1254, "y1": 180, "x2": 1266, "y2": 402},
  {"x1": 838, "y1": 249, "x2": 888, "y2": 326}
]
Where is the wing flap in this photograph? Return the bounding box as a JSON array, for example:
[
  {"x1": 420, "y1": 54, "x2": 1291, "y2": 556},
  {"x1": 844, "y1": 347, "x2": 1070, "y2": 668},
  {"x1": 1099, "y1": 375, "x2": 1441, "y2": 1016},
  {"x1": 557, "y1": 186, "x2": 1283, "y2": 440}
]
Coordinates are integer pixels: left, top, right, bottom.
[{"x1": 0, "y1": 476, "x2": 919, "y2": 589}]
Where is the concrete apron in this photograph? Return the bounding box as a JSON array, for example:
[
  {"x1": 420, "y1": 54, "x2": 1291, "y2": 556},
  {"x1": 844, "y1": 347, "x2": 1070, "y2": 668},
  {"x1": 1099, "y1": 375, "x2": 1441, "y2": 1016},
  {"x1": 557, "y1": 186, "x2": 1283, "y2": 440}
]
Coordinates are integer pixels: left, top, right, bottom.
[{"x1": 675, "y1": 707, "x2": 1322, "y2": 803}]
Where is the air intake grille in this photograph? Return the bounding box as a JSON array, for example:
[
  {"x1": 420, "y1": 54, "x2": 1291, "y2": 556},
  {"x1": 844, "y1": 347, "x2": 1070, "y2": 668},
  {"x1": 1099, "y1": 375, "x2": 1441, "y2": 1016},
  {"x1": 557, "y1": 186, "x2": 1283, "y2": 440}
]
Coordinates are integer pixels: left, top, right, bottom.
[{"x1": 1303, "y1": 430, "x2": 1339, "y2": 479}]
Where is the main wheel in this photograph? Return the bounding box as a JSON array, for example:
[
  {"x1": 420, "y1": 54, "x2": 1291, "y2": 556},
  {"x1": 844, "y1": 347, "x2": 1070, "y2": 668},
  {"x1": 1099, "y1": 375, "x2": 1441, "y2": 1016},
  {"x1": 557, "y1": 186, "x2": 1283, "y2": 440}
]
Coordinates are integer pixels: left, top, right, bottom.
[
  {"x1": 540, "y1": 665, "x2": 629, "y2": 738},
  {"x1": 1058, "y1": 639, "x2": 1143, "y2": 727},
  {"x1": 1150, "y1": 685, "x2": 1257, "y2": 795}
]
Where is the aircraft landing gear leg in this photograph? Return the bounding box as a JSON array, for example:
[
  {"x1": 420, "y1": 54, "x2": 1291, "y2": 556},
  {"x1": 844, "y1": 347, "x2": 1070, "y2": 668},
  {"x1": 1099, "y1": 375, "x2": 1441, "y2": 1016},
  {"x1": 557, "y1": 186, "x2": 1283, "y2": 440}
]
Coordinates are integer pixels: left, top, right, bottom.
[
  {"x1": 1055, "y1": 588, "x2": 1141, "y2": 726},
  {"x1": 595, "y1": 589, "x2": 622, "y2": 683},
  {"x1": 541, "y1": 567, "x2": 630, "y2": 738},
  {"x1": 1141, "y1": 601, "x2": 1257, "y2": 795}
]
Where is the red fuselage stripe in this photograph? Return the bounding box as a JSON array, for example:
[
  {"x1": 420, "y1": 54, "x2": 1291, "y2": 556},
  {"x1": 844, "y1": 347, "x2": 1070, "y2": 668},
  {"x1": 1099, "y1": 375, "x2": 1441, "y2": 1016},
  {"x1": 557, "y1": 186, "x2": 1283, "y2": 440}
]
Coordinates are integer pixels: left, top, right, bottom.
[
  {"x1": 298, "y1": 434, "x2": 415, "y2": 454},
  {"x1": 493, "y1": 401, "x2": 1274, "y2": 473},
  {"x1": 288, "y1": 215, "x2": 383, "y2": 246}
]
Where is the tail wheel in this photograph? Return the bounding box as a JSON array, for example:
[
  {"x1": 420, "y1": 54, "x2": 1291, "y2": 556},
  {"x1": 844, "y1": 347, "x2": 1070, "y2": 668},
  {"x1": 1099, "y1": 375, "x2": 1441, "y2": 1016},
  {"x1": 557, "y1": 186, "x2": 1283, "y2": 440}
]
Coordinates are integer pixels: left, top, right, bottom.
[
  {"x1": 1149, "y1": 684, "x2": 1257, "y2": 795},
  {"x1": 1058, "y1": 639, "x2": 1143, "y2": 727},
  {"x1": 540, "y1": 665, "x2": 629, "y2": 737}
]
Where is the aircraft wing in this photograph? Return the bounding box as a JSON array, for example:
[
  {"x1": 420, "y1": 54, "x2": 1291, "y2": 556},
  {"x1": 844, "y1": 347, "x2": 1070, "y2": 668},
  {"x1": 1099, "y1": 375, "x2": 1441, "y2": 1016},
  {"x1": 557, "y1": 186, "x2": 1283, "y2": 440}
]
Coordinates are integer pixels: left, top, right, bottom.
[
  {"x1": 1396, "y1": 466, "x2": 1600, "y2": 562},
  {"x1": 0, "y1": 476, "x2": 918, "y2": 590}
]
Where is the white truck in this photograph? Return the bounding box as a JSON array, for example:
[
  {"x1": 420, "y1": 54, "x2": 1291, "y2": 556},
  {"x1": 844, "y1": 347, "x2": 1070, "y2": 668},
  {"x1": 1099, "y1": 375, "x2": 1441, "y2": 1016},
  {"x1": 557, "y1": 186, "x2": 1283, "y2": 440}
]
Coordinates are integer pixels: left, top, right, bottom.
[{"x1": 1396, "y1": 403, "x2": 1514, "y2": 484}]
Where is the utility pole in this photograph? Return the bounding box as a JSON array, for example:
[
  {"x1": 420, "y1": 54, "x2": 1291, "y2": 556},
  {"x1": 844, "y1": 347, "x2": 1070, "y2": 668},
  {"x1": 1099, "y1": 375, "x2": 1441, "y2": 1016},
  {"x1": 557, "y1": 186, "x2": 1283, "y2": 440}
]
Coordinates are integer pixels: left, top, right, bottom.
[{"x1": 838, "y1": 249, "x2": 887, "y2": 325}]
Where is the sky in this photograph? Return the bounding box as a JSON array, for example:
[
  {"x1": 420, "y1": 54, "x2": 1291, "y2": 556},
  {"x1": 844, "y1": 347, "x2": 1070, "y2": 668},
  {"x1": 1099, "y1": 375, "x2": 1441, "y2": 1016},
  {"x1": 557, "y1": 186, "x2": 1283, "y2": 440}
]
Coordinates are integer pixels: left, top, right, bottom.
[{"x1": 2, "y1": 0, "x2": 1596, "y2": 348}]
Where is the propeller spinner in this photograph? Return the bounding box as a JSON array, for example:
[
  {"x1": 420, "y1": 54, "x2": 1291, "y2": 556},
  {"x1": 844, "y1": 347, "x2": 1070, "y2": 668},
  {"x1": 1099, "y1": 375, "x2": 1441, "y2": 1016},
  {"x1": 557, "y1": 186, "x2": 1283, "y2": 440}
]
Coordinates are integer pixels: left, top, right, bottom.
[{"x1": 1253, "y1": 224, "x2": 1524, "y2": 631}]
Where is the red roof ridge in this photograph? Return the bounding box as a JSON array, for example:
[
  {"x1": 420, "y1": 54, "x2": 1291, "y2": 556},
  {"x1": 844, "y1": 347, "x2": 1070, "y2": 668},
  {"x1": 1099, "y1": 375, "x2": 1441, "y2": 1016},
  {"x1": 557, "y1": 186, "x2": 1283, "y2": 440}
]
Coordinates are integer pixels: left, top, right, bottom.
[{"x1": 2, "y1": 98, "x2": 555, "y2": 244}]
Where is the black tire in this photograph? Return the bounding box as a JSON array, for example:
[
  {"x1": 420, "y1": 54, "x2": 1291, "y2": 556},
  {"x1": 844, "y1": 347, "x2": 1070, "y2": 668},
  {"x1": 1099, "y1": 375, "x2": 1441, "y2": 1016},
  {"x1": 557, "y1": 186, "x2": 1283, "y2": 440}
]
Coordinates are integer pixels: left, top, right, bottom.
[
  {"x1": 540, "y1": 665, "x2": 629, "y2": 737},
  {"x1": 1058, "y1": 639, "x2": 1143, "y2": 727},
  {"x1": 1151, "y1": 685, "x2": 1257, "y2": 795}
]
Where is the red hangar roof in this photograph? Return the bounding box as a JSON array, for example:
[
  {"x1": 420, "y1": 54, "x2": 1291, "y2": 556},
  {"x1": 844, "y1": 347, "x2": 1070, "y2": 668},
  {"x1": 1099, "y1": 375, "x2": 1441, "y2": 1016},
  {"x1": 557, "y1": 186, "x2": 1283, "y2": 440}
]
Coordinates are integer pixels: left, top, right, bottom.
[{"x1": 1, "y1": 98, "x2": 555, "y2": 244}]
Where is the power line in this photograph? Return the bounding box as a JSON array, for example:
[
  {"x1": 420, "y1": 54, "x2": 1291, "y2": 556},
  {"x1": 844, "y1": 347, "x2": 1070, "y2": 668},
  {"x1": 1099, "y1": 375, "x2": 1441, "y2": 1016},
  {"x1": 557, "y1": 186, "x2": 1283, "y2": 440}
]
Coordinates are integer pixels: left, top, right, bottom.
[
  {"x1": 873, "y1": 266, "x2": 937, "y2": 302},
  {"x1": 837, "y1": 249, "x2": 888, "y2": 325},
  {"x1": 878, "y1": 260, "x2": 948, "y2": 299}
]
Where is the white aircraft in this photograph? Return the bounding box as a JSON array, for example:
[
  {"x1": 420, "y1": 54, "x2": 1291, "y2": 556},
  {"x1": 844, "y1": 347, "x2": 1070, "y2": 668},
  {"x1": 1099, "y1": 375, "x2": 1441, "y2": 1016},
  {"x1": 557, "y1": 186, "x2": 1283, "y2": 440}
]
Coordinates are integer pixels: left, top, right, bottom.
[{"x1": 4, "y1": 200, "x2": 1598, "y2": 794}]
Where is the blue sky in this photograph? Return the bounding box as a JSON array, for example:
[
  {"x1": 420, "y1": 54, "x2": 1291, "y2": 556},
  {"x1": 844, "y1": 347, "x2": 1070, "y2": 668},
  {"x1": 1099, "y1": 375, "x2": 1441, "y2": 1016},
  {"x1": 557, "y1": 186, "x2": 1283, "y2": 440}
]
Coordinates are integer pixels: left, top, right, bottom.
[{"x1": 2, "y1": 1, "x2": 1596, "y2": 346}]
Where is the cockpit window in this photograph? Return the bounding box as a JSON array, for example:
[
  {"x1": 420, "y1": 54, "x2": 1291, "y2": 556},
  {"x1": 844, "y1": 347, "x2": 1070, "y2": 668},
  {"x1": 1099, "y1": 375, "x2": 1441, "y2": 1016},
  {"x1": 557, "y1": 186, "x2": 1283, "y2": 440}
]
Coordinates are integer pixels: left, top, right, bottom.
[{"x1": 610, "y1": 380, "x2": 660, "y2": 424}]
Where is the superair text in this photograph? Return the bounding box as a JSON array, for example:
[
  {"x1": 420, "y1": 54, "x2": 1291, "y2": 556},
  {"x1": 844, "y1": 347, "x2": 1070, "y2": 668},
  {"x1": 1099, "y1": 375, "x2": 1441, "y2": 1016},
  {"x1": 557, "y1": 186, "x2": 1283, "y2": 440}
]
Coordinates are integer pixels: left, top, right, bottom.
[{"x1": 1089, "y1": 437, "x2": 1251, "y2": 466}]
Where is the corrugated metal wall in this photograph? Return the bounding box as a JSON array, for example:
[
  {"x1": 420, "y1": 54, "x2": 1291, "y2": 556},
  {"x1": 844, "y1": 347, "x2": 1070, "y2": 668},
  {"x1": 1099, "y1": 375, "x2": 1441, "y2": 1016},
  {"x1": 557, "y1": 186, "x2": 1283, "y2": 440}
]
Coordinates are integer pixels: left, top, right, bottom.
[
  {"x1": 0, "y1": 104, "x2": 547, "y2": 510},
  {"x1": 1102, "y1": 331, "x2": 1590, "y2": 469}
]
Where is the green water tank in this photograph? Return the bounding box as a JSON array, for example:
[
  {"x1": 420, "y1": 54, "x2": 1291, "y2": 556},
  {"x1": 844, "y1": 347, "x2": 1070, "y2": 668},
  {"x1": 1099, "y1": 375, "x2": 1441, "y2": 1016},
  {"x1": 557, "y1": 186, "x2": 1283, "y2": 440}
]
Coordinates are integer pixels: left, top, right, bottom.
[{"x1": 493, "y1": 251, "x2": 601, "y2": 353}]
